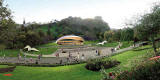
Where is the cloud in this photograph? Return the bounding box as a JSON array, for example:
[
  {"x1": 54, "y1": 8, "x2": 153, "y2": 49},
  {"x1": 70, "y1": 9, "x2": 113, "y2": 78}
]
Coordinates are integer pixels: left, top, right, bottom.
[{"x1": 7, "y1": 0, "x2": 159, "y2": 28}]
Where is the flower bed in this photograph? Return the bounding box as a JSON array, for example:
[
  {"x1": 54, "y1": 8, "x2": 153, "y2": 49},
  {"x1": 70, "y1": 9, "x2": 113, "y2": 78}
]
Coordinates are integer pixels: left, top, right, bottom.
[
  {"x1": 0, "y1": 66, "x2": 16, "y2": 73},
  {"x1": 116, "y1": 59, "x2": 160, "y2": 80}
]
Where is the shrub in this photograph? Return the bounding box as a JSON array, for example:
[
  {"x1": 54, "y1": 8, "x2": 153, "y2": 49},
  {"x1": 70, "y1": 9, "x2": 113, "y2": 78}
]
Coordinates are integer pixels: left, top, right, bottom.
[
  {"x1": 116, "y1": 59, "x2": 160, "y2": 80},
  {"x1": 0, "y1": 66, "x2": 16, "y2": 73},
  {"x1": 85, "y1": 58, "x2": 120, "y2": 71},
  {"x1": 0, "y1": 61, "x2": 86, "y2": 67},
  {"x1": 101, "y1": 68, "x2": 116, "y2": 80},
  {"x1": 0, "y1": 44, "x2": 6, "y2": 50}
]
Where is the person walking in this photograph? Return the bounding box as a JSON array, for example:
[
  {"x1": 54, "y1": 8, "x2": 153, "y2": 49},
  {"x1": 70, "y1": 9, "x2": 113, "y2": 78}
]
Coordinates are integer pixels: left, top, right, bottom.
[
  {"x1": 30, "y1": 58, "x2": 33, "y2": 63},
  {"x1": 3, "y1": 54, "x2": 5, "y2": 60},
  {"x1": 81, "y1": 54, "x2": 85, "y2": 60},
  {"x1": 61, "y1": 49, "x2": 64, "y2": 53},
  {"x1": 66, "y1": 57, "x2": 69, "y2": 63},
  {"x1": 56, "y1": 53, "x2": 59, "y2": 58},
  {"x1": 40, "y1": 53, "x2": 42, "y2": 59},
  {"x1": 118, "y1": 45, "x2": 120, "y2": 50},
  {"x1": 69, "y1": 52, "x2": 72, "y2": 58},
  {"x1": 96, "y1": 50, "x2": 98, "y2": 56},
  {"x1": 60, "y1": 59, "x2": 63, "y2": 64},
  {"x1": 111, "y1": 48, "x2": 114, "y2": 53},
  {"x1": 68, "y1": 52, "x2": 72, "y2": 63},
  {"x1": 38, "y1": 54, "x2": 41, "y2": 61},
  {"x1": 35, "y1": 59, "x2": 38, "y2": 64},
  {"x1": 18, "y1": 53, "x2": 21, "y2": 61},
  {"x1": 24, "y1": 54, "x2": 26, "y2": 60},
  {"x1": 24, "y1": 54, "x2": 27, "y2": 64},
  {"x1": 98, "y1": 50, "x2": 101, "y2": 56},
  {"x1": 77, "y1": 52, "x2": 80, "y2": 59}
]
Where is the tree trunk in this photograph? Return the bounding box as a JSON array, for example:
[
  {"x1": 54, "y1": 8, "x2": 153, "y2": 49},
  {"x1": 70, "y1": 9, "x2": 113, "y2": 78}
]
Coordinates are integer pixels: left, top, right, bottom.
[{"x1": 151, "y1": 35, "x2": 158, "y2": 56}]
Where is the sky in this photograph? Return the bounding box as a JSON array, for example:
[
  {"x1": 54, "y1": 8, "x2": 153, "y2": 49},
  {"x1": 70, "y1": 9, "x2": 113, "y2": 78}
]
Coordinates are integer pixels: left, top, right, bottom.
[{"x1": 5, "y1": 0, "x2": 159, "y2": 29}]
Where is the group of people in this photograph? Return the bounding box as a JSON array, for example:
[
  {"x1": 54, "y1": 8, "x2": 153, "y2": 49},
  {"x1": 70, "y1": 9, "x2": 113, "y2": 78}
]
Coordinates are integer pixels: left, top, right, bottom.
[
  {"x1": 110, "y1": 42, "x2": 122, "y2": 53},
  {"x1": 56, "y1": 48, "x2": 104, "y2": 63},
  {"x1": 55, "y1": 49, "x2": 86, "y2": 64},
  {"x1": 58, "y1": 49, "x2": 86, "y2": 60},
  {"x1": 16, "y1": 53, "x2": 42, "y2": 64}
]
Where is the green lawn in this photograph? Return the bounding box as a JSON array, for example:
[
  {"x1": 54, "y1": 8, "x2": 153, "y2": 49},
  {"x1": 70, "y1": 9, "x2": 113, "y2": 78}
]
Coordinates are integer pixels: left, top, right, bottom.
[
  {"x1": 0, "y1": 64, "x2": 101, "y2": 80},
  {"x1": 97, "y1": 42, "x2": 119, "y2": 47},
  {"x1": 0, "y1": 65, "x2": 9, "y2": 68},
  {"x1": 84, "y1": 41, "x2": 119, "y2": 47},
  {"x1": 36, "y1": 42, "x2": 58, "y2": 47},
  {"x1": 0, "y1": 43, "x2": 58, "y2": 57},
  {"x1": 120, "y1": 41, "x2": 134, "y2": 49},
  {"x1": 0, "y1": 47, "x2": 57, "y2": 57},
  {"x1": 106, "y1": 45, "x2": 153, "y2": 72},
  {"x1": 0, "y1": 45, "x2": 153, "y2": 80},
  {"x1": 29, "y1": 47, "x2": 57, "y2": 55},
  {"x1": 30, "y1": 42, "x2": 58, "y2": 55},
  {"x1": 84, "y1": 41, "x2": 99, "y2": 45},
  {"x1": 0, "y1": 49, "x2": 20, "y2": 57}
]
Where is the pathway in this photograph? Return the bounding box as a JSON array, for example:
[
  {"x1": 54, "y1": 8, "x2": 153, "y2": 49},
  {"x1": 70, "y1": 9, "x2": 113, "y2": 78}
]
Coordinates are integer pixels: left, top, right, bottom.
[{"x1": 0, "y1": 44, "x2": 139, "y2": 64}]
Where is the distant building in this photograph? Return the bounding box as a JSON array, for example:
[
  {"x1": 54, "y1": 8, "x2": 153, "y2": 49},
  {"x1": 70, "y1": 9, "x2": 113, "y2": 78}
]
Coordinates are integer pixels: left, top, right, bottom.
[
  {"x1": 16, "y1": 19, "x2": 29, "y2": 28},
  {"x1": 23, "y1": 19, "x2": 29, "y2": 27},
  {"x1": 56, "y1": 35, "x2": 84, "y2": 45}
]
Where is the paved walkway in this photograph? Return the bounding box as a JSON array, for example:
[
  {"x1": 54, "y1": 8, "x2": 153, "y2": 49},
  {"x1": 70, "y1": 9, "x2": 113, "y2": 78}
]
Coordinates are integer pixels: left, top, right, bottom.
[{"x1": 0, "y1": 44, "x2": 139, "y2": 64}]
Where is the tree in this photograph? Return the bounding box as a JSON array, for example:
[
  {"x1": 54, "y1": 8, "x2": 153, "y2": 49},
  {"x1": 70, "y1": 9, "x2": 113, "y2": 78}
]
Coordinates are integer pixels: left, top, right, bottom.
[
  {"x1": 38, "y1": 30, "x2": 45, "y2": 37},
  {"x1": 104, "y1": 30, "x2": 114, "y2": 42},
  {"x1": 135, "y1": 3, "x2": 160, "y2": 55},
  {"x1": 57, "y1": 16, "x2": 110, "y2": 40},
  {"x1": 120, "y1": 27, "x2": 134, "y2": 41},
  {"x1": 0, "y1": 0, "x2": 16, "y2": 48},
  {"x1": 25, "y1": 31, "x2": 41, "y2": 46},
  {"x1": 113, "y1": 29, "x2": 121, "y2": 41},
  {"x1": 47, "y1": 27, "x2": 51, "y2": 36}
]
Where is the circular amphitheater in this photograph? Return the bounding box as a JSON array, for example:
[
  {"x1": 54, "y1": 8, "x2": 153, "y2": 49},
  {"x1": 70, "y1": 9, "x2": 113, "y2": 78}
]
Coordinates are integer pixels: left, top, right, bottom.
[{"x1": 56, "y1": 35, "x2": 84, "y2": 45}]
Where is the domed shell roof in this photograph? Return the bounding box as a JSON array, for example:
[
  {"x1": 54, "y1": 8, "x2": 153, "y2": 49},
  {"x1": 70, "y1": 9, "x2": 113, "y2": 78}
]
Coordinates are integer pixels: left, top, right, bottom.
[{"x1": 56, "y1": 35, "x2": 84, "y2": 43}]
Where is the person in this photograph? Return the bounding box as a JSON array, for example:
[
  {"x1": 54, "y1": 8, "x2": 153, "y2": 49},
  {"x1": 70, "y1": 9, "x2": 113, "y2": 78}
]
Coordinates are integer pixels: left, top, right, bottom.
[
  {"x1": 96, "y1": 50, "x2": 98, "y2": 56},
  {"x1": 18, "y1": 53, "x2": 21, "y2": 61},
  {"x1": 56, "y1": 53, "x2": 59, "y2": 58},
  {"x1": 81, "y1": 54, "x2": 85, "y2": 60},
  {"x1": 38, "y1": 54, "x2": 41, "y2": 61},
  {"x1": 3, "y1": 54, "x2": 5, "y2": 59},
  {"x1": 66, "y1": 57, "x2": 69, "y2": 62},
  {"x1": 69, "y1": 52, "x2": 71, "y2": 58},
  {"x1": 23, "y1": 54, "x2": 27, "y2": 64},
  {"x1": 111, "y1": 48, "x2": 114, "y2": 53},
  {"x1": 98, "y1": 50, "x2": 101, "y2": 56},
  {"x1": 114, "y1": 48, "x2": 117, "y2": 51},
  {"x1": 35, "y1": 60, "x2": 38, "y2": 64},
  {"x1": 30, "y1": 58, "x2": 33, "y2": 63},
  {"x1": 24, "y1": 54, "x2": 26, "y2": 61},
  {"x1": 40, "y1": 53, "x2": 42, "y2": 59},
  {"x1": 61, "y1": 49, "x2": 63, "y2": 53},
  {"x1": 77, "y1": 52, "x2": 80, "y2": 59},
  {"x1": 118, "y1": 45, "x2": 120, "y2": 50},
  {"x1": 60, "y1": 59, "x2": 63, "y2": 64}
]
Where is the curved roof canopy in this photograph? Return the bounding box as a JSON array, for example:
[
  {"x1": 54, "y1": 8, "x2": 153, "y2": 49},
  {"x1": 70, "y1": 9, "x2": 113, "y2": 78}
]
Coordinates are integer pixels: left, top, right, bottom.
[{"x1": 56, "y1": 35, "x2": 84, "y2": 43}]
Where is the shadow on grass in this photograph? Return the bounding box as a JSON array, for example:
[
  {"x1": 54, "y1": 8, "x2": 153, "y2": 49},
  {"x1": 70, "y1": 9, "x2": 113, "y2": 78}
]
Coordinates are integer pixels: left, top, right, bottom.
[{"x1": 133, "y1": 47, "x2": 152, "y2": 51}]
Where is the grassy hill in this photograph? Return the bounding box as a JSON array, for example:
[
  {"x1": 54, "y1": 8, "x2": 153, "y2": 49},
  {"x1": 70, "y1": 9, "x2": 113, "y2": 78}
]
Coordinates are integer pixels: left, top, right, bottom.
[
  {"x1": 36, "y1": 25, "x2": 63, "y2": 40},
  {"x1": 37, "y1": 25, "x2": 58, "y2": 36}
]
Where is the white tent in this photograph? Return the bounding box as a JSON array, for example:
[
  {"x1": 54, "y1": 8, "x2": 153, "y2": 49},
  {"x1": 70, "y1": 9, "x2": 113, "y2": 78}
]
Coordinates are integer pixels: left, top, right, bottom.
[
  {"x1": 97, "y1": 41, "x2": 107, "y2": 45},
  {"x1": 24, "y1": 45, "x2": 39, "y2": 52}
]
